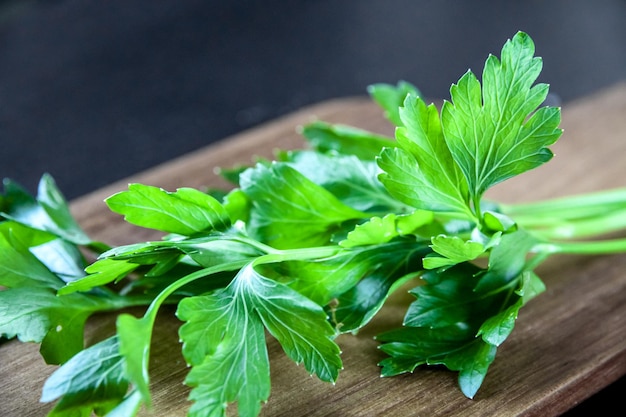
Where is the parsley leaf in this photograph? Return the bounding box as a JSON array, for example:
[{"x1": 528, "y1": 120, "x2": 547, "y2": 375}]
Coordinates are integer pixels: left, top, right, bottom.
[
  {"x1": 301, "y1": 121, "x2": 394, "y2": 160},
  {"x1": 106, "y1": 184, "x2": 231, "y2": 235},
  {"x1": 0, "y1": 286, "x2": 115, "y2": 364},
  {"x1": 41, "y1": 336, "x2": 134, "y2": 416},
  {"x1": 281, "y1": 150, "x2": 408, "y2": 213},
  {"x1": 440, "y1": 31, "x2": 562, "y2": 207},
  {"x1": 328, "y1": 241, "x2": 428, "y2": 333},
  {"x1": 368, "y1": 80, "x2": 422, "y2": 126},
  {"x1": 376, "y1": 263, "x2": 510, "y2": 399},
  {"x1": 58, "y1": 258, "x2": 139, "y2": 295},
  {"x1": 1, "y1": 174, "x2": 91, "y2": 245},
  {"x1": 240, "y1": 162, "x2": 367, "y2": 248},
  {"x1": 177, "y1": 263, "x2": 342, "y2": 416},
  {"x1": 378, "y1": 94, "x2": 472, "y2": 218},
  {"x1": 422, "y1": 233, "x2": 498, "y2": 269},
  {"x1": 0, "y1": 225, "x2": 122, "y2": 364},
  {"x1": 377, "y1": 323, "x2": 497, "y2": 399},
  {"x1": 0, "y1": 225, "x2": 63, "y2": 289}
]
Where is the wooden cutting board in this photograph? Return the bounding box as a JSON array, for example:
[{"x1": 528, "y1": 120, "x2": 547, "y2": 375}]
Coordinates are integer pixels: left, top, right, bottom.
[{"x1": 1, "y1": 83, "x2": 625, "y2": 417}]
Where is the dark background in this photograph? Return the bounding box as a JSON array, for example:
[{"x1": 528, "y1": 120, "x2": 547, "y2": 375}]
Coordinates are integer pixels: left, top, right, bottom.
[{"x1": 0, "y1": 1, "x2": 624, "y2": 414}]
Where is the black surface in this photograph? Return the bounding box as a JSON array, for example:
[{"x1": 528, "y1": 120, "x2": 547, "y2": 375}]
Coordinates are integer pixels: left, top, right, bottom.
[{"x1": 0, "y1": 1, "x2": 625, "y2": 415}]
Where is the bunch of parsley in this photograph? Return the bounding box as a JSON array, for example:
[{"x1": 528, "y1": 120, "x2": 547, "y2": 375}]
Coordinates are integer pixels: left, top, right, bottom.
[{"x1": 2, "y1": 31, "x2": 626, "y2": 417}]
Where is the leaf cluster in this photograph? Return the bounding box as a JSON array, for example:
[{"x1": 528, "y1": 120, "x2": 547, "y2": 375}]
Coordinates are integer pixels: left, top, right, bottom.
[{"x1": 2, "y1": 31, "x2": 626, "y2": 416}]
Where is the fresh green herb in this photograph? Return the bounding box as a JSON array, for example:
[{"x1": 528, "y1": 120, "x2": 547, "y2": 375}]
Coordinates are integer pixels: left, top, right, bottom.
[{"x1": 2, "y1": 31, "x2": 626, "y2": 416}]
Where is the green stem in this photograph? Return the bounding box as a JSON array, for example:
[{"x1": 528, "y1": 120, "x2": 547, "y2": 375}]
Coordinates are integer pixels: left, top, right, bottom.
[
  {"x1": 143, "y1": 260, "x2": 249, "y2": 320},
  {"x1": 533, "y1": 237, "x2": 626, "y2": 256},
  {"x1": 252, "y1": 245, "x2": 343, "y2": 266},
  {"x1": 99, "y1": 291, "x2": 163, "y2": 310},
  {"x1": 518, "y1": 209, "x2": 626, "y2": 239},
  {"x1": 118, "y1": 241, "x2": 341, "y2": 320},
  {"x1": 473, "y1": 195, "x2": 484, "y2": 223},
  {"x1": 498, "y1": 187, "x2": 626, "y2": 240},
  {"x1": 500, "y1": 187, "x2": 626, "y2": 217}
]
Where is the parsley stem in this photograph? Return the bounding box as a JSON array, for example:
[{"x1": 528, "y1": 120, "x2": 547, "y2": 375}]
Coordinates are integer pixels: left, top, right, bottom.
[
  {"x1": 229, "y1": 235, "x2": 281, "y2": 255},
  {"x1": 143, "y1": 260, "x2": 249, "y2": 319},
  {"x1": 521, "y1": 209, "x2": 626, "y2": 239},
  {"x1": 252, "y1": 246, "x2": 343, "y2": 266},
  {"x1": 533, "y1": 237, "x2": 626, "y2": 255},
  {"x1": 473, "y1": 195, "x2": 485, "y2": 229},
  {"x1": 498, "y1": 187, "x2": 626, "y2": 239},
  {"x1": 500, "y1": 187, "x2": 626, "y2": 216}
]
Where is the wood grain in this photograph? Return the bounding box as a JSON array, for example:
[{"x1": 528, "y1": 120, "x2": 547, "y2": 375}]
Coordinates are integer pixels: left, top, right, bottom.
[{"x1": 1, "y1": 83, "x2": 625, "y2": 417}]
